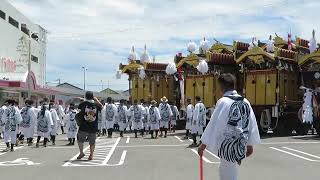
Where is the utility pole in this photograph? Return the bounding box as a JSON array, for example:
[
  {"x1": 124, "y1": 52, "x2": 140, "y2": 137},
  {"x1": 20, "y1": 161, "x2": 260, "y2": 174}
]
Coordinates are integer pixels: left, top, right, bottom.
[
  {"x1": 27, "y1": 34, "x2": 31, "y2": 99},
  {"x1": 82, "y1": 66, "x2": 87, "y2": 94}
]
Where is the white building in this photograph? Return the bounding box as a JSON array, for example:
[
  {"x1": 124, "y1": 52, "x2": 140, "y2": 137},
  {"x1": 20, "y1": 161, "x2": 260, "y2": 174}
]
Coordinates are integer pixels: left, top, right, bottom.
[{"x1": 0, "y1": 0, "x2": 50, "y2": 105}]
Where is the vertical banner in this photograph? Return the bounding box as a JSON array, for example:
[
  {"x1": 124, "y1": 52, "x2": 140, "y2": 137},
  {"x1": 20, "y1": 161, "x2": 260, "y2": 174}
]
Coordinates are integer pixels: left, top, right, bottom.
[{"x1": 180, "y1": 79, "x2": 185, "y2": 108}]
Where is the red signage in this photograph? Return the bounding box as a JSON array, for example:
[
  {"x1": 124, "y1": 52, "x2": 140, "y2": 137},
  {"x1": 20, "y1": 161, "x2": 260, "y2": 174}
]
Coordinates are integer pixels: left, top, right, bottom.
[{"x1": 1, "y1": 57, "x2": 16, "y2": 72}]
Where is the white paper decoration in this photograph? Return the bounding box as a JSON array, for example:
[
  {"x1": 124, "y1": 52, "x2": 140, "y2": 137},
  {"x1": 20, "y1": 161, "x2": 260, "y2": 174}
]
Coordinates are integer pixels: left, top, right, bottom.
[
  {"x1": 140, "y1": 44, "x2": 151, "y2": 63},
  {"x1": 187, "y1": 41, "x2": 197, "y2": 53},
  {"x1": 197, "y1": 60, "x2": 208, "y2": 75},
  {"x1": 138, "y1": 67, "x2": 146, "y2": 80},
  {"x1": 266, "y1": 35, "x2": 275, "y2": 52},
  {"x1": 128, "y1": 46, "x2": 138, "y2": 62},
  {"x1": 249, "y1": 37, "x2": 258, "y2": 50},
  {"x1": 165, "y1": 62, "x2": 177, "y2": 75},
  {"x1": 116, "y1": 70, "x2": 122, "y2": 79},
  {"x1": 309, "y1": 30, "x2": 317, "y2": 53},
  {"x1": 200, "y1": 37, "x2": 210, "y2": 53}
]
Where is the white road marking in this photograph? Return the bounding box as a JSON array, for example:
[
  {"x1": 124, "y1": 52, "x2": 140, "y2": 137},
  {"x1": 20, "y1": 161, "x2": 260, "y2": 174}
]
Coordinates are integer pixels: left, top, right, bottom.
[
  {"x1": 191, "y1": 149, "x2": 219, "y2": 164},
  {"x1": 270, "y1": 147, "x2": 319, "y2": 162},
  {"x1": 102, "y1": 137, "x2": 121, "y2": 165},
  {"x1": 0, "y1": 158, "x2": 41, "y2": 166},
  {"x1": 63, "y1": 137, "x2": 126, "y2": 167},
  {"x1": 262, "y1": 142, "x2": 320, "y2": 145},
  {"x1": 126, "y1": 136, "x2": 130, "y2": 144},
  {"x1": 205, "y1": 149, "x2": 220, "y2": 160},
  {"x1": 106, "y1": 150, "x2": 127, "y2": 166},
  {"x1": 117, "y1": 144, "x2": 190, "y2": 148},
  {"x1": 174, "y1": 136, "x2": 184, "y2": 142},
  {"x1": 282, "y1": 147, "x2": 320, "y2": 159}
]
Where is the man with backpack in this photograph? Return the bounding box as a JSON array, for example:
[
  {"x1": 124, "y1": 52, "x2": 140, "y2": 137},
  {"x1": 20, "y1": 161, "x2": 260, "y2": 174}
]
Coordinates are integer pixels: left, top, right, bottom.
[
  {"x1": 76, "y1": 91, "x2": 102, "y2": 161},
  {"x1": 198, "y1": 73, "x2": 261, "y2": 180}
]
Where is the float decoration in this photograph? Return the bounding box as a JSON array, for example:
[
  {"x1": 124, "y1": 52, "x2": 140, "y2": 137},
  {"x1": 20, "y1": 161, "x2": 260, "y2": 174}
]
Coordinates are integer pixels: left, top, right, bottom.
[
  {"x1": 166, "y1": 62, "x2": 177, "y2": 75},
  {"x1": 309, "y1": 30, "x2": 317, "y2": 53},
  {"x1": 196, "y1": 59, "x2": 208, "y2": 75},
  {"x1": 128, "y1": 46, "x2": 138, "y2": 63},
  {"x1": 140, "y1": 44, "x2": 151, "y2": 63}
]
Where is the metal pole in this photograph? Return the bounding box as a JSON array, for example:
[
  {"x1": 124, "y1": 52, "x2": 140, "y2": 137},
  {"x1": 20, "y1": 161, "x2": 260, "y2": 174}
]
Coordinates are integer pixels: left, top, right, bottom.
[
  {"x1": 82, "y1": 66, "x2": 87, "y2": 94},
  {"x1": 27, "y1": 35, "x2": 31, "y2": 99}
]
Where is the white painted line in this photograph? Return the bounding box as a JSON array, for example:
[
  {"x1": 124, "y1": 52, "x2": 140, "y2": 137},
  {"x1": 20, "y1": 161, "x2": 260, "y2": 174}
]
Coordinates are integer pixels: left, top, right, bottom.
[
  {"x1": 262, "y1": 142, "x2": 320, "y2": 145},
  {"x1": 102, "y1": 137, "x2": 121, "y2": 165},
  {"x1": 270, "y1": 147, "x2": 317, "y2": 162},
  {"x1": 62, "y1": 137, "x2": 101, "y2": 166},
  {"x1": 117, "y1": 144, "x2": 190, "y2": 148},
  {"x1": 106, "y1": 150, "x2": 127, "y2": 166},
  {"x1": 283, "y1": 147, "x2": 320, "y2": 159},
  {"x1": 174, "y1": 136, "x2": 183, "y2": 142},
  {"x1": 205, "y1": 149, "x2": 220, "y2": 160},
  {"x1": 191, "y1": 149, "x2": 219, "y2": 164},
  {"x1": 126, "y1": 136, "x2": 130, "y2": 144}
]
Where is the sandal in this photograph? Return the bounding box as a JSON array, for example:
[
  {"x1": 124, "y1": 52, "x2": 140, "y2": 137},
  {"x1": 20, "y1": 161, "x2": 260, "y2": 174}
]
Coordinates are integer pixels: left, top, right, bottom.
[
  {"x1": 76, "y1": 153, "x2": 85, "y2": 160},
  {"x1": 88, "y1": 154, "x2": 93, "y2": 161}
]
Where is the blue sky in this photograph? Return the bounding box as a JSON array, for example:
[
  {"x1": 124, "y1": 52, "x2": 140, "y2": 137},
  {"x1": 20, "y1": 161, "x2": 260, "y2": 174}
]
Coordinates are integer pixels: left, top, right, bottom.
[{"x1": 8, "y1": 0, "x2": 320, "y2": 91}]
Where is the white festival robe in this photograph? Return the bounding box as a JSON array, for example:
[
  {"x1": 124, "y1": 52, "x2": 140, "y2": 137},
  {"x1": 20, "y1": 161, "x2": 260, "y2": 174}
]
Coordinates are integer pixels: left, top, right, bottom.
[
  {"x1": 104, "y1": 103, "x2": 118, "y2": 129},
  {"x1": 117, "y1": 105, "x2": 128, "y2": 131},
  {"x1": 1, "y1": 106, "x2": 22, "y2": 144},
  {"x1": 201, "y1": 91, "x2": 261, "y2": 180},
  {"x1": 130, "y1": 105, "x2": 144, "y2": 130},
  {"x1": 159, "y1": 103, "x2": 173, "y2": 129},
  {"x1": 170, "y1": 105, "x2": 179, "y2": 126},
  {"x1": 20, "y1": 106, "x2": 37, "y2": 138},
  {"x1": 37, "y1": 110, "x2": 54, "y2": 138},
  {"x1": 142, "y1": 105, "x2": 149, "y2": 129},
  {"x1": 191, "y1": 102, "x2": 206, "y2": 135},
  {"x1": 186, "y1": 104, "x2": 194, "y2": 130},
  {"x1": 56, "y1": 105, "x2": 65, "y2": 126},
  {"x1": 65, "y1": 110, "x2": 78, "y2": 138},
  {"x1": 0, "y1": 105, "x2": 7, "y2": 132},
  {"x1": 149, "y1": 106, "x2": 161, "y2": 130},
  {"x1": 50, "y1": 109, "x2": 60, "y2": 135}
]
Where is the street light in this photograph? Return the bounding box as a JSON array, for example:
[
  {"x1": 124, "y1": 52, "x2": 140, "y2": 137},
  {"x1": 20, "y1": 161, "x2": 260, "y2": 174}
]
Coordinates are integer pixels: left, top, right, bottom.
[
  {"x1": 24, "y1": 24, "x2": 38, "y2": 99},
  {"x1": 82, "y1": 66, "x2": 88, "y2": 94}
]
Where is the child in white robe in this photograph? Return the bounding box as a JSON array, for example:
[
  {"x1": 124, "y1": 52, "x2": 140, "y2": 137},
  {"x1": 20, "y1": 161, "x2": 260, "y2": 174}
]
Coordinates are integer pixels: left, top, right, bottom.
[
  {"x1": 0, "y1": 103, "x2": 7, "y2": 139},
  {"x1": 198, "y1": 73, "x2": 261, "y2": 180},
  {"x1": 49, "y1": 101, "x2": 60, "y2": 145},
  {"x1": 159, "y1": 96, "x2": 173, "y2": 138},
  {"x1": 149, "y1": 100, "x2": 161, "y2": 139},
  {"x1": 36, "y1": 99, "x2": 53, "y2": 148},
  {"x1": 170, "y1": 103, "x2": 179, "y2": 133},
  {"x1": 65, "y1": 103, "x2": 78, "y2": 145},
  {"x1": 56, "y1": 103, "x2": 65, "y2": 134},
  {"x1": 141, "y1": 99, "x2": 149, "y2": 136},
  {"x1": 184, "y1": 98, "x2": 194, "y2": 139},
  {"x1": 20, "y1": 100, "x2": 37, "y2": 146},
  {"x1": 189, "y1": 96, "x2": 206, "y2": 147},
  {"x1": 1, "y1": 99, "x2": 22, "y2": 152}
]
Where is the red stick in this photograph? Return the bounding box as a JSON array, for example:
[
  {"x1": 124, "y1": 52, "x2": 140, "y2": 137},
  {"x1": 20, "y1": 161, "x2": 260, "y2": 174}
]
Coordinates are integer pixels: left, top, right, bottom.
[{"x1": 200, "y1": 156, "x2": 204, "y2": 180}]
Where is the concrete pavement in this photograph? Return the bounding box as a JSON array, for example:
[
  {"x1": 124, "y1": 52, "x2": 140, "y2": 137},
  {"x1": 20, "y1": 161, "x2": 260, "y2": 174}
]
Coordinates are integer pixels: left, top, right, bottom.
[{"x1": 0, "y1": 131, "x2": 319, "y2": 180}]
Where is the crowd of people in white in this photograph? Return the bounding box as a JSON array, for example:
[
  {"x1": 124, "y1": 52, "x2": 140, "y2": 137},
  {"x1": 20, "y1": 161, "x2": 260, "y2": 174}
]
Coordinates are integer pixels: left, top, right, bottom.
[{"x1": 0, "y1": 94, "x2": 207, "y2": 152}]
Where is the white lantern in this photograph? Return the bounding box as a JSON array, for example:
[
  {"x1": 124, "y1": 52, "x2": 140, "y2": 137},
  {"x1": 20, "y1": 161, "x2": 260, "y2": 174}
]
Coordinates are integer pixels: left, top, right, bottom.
[
  {"x1": 140, "y1": 44, "x2": 151, "y2": 63},
  {"x1": 200, "y1": 37, "x2": 209, "y2": 53},
  {"x1": 266, "y1": 35, "x2": 274, "y2": 53},
  {"x1": 166, "y1": 62, "x2": 177, "y2": 75},
  {"x1": 128, "y1": 46, "x2": 138, "y2": 63},
  {"x1": 187, "y1": 41, "x2": 197, "y2": 53},
  {"x1": 138, "y1": 66, "x2": 146, "y2": 80},
  {"x1": 197, "y1": 59, "x2": 208, "y2": 74}
]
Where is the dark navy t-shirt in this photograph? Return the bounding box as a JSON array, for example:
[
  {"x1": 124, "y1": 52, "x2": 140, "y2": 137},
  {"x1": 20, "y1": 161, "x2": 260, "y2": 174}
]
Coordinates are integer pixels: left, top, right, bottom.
[{"x1": 78, "y1": 101, "x2": 102, "y2": 133}]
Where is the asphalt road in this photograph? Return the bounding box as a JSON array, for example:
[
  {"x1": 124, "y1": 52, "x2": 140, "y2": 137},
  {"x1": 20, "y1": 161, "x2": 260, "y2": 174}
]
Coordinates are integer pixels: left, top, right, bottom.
[{"x1": 0, "y1": 131, "x2": 319, "y2": 180}]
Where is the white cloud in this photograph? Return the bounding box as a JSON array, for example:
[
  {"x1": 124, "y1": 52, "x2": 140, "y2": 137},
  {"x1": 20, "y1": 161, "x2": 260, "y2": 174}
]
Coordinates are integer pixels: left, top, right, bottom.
[{"x1": 7, "y1": 0, "x2": 320, "y2": 91}]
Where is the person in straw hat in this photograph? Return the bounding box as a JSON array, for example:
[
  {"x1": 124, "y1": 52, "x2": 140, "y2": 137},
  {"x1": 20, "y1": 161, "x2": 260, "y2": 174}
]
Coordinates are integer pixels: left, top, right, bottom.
[
  {"x1": 149, "y1": 100, "x2": 161, "y2": 139},
  {"x1": 159, "y1": 96, "x2": 173, "y2": 138}
]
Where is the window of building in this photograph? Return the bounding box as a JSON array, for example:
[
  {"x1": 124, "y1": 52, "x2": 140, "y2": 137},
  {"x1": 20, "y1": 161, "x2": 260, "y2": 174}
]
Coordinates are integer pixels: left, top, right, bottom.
[
  {"x1": 31, "y1": 55, "x2": 38, "y2": 63},
  {"x1": 0, "y1": 10, "x2": 5, "y2": 20},
  {"x1": 21, "y1": 24, "x2": 29, "y2": 35},
  {"x1": 9, "y1": 16, "x2": 19, "y2": 28}
]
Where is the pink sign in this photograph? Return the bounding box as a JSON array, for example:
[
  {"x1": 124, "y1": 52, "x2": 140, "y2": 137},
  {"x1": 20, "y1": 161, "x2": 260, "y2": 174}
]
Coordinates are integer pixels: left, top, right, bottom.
[{"x1": 1, "y1": 57, "x2": 16, "y2": 72}]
